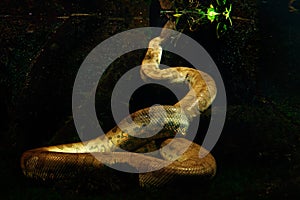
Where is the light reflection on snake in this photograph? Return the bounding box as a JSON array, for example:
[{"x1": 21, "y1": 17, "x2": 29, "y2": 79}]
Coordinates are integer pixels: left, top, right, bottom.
[{"x1": 21, "y1": 15, "x2": 217, "y2": 188}]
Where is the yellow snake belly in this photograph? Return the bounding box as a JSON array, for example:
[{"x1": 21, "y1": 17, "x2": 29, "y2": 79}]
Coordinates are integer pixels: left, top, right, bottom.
[{"x1": 20, "y1": 19, "x2": 217, "y2": 188}]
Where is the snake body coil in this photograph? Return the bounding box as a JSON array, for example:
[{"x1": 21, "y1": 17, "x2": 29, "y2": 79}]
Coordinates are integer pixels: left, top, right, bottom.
[{"x1": 21, "y1": 19, "x2": 217, "y2": 188}]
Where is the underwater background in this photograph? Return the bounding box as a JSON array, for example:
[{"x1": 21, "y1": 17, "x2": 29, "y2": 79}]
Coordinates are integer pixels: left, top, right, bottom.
[{"x1": 0, "y1": 0, "x2": 299, "y2": 199}]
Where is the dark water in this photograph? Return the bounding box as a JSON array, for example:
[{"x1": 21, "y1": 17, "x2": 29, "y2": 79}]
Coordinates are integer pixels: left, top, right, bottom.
[
  {"x1": 259, "y1": 1, "x2": 299, "y2": 104},
  {"x1": 0, "y1": 0, "x2": 299, "y2": 199}
]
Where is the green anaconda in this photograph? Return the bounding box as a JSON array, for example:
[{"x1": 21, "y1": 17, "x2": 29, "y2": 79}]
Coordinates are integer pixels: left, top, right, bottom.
[{"x1": 21, "y1": 18, "x2": 217, "y2": 188}]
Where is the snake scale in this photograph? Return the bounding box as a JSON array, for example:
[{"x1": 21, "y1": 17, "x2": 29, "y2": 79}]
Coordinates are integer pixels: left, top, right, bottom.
[{"x1": 21, "y1": 5, "x2": 217, "y2": 188}]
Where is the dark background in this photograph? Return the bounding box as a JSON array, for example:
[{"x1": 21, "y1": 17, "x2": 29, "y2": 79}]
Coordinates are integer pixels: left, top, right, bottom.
[{"x1": 0, "y1": 0, "x2": 299, "y2": 199}]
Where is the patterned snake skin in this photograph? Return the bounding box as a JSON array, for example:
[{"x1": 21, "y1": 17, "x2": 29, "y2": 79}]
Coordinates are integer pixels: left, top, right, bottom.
[{"x1": 21, "y1": 17, "x2": 217, "y2": 188}]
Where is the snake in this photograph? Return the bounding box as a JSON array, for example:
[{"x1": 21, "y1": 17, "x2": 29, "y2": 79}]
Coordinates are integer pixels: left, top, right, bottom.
[{"x1": 20, "y1": 10, "x2": 217, "y2": 188}]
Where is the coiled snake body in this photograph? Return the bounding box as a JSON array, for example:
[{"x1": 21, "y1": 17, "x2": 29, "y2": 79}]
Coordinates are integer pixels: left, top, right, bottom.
[{"x1": 21, "y1": 20, "x2": 217, "y2": 188}]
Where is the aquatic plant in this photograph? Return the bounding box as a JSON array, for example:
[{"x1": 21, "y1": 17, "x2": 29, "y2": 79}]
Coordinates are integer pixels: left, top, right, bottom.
[{"x1": 160, "y1": 0, "x2": 233, "y2": 38}]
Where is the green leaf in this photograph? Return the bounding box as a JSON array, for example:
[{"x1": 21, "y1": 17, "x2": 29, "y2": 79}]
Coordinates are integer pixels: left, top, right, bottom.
[
  {"x1": 173, "y1": 13, "x2": 183, "y2": 17},
  {"x1": 216, "y1": 22, "x2": 228, "y2": 38}
]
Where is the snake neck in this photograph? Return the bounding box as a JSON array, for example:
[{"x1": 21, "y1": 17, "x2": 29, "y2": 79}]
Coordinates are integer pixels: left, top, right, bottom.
[{"x1": 141, "y1": 21, "x2": 216, "y2": 119}]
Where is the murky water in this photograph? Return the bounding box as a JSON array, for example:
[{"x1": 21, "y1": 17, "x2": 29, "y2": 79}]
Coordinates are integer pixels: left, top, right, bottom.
[{"x1": 0, "y1": 0, "x2": 299, "y2": 199}]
